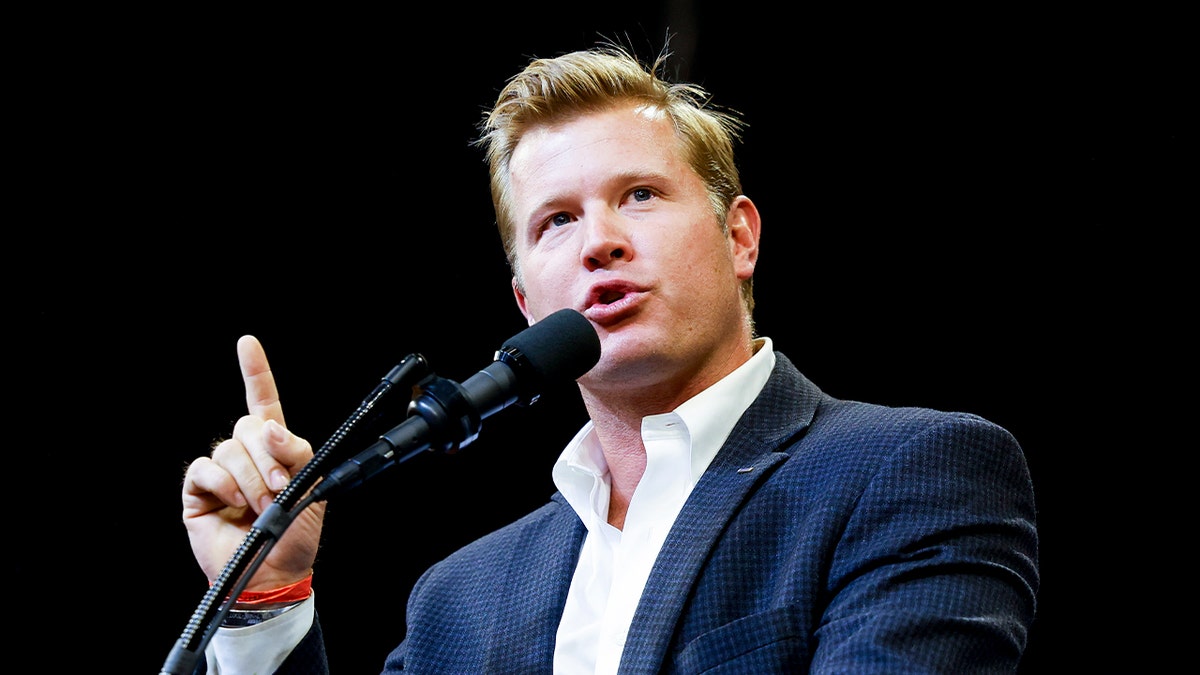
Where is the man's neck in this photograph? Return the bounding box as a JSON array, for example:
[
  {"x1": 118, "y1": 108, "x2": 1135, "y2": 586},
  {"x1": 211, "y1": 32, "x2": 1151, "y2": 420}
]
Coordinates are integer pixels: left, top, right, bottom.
[{"x1": 578, "y1": 337, "x2": 757, "y2": 529}]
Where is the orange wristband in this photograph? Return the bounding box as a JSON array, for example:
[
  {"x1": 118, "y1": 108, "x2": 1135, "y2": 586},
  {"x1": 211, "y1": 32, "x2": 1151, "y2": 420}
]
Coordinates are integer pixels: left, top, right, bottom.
[{"x1": 233, "y1": 574, "x2": 313, "y2": 606}]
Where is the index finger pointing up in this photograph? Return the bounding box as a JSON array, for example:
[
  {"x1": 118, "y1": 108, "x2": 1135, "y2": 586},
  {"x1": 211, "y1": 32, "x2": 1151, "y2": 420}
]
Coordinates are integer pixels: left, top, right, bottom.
[{"x1": 237, "y1": 335, "x2": 287, "y2": 427}]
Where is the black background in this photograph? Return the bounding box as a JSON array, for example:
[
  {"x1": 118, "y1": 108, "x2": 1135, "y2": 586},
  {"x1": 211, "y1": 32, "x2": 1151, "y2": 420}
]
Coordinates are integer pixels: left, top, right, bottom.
[{"x1": 12, "y1": 3, "x2": 1186, "y2": 672}]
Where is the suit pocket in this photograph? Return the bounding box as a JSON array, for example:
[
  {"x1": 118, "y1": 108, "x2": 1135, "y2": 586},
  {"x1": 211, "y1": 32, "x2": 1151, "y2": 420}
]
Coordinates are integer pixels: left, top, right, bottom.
[{"x1": 670, "y1": 605, "x2": 807, "y2": 673}]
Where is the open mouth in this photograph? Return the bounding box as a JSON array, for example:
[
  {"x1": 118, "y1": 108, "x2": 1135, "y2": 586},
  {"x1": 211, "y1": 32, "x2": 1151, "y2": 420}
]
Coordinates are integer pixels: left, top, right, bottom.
[
  {"x1": 584, "y1": 282, "x2": 642, "y2": 323},
  {"x1": 598, "y1": 289, "x2": 625, "y2": 305}
]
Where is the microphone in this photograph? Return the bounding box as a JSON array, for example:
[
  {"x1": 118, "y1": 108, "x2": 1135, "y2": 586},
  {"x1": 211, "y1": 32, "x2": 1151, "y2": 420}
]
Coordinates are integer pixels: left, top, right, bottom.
[{"x1": 312, "y1": 308, "x2": 600, "y2": 499}]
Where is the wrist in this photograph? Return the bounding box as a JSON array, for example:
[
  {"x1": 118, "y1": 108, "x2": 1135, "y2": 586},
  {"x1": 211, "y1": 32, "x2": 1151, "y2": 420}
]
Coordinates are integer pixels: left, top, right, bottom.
[
  {"x1": 232, "y1": 573, "x2": 313, "y2": 608},
  {"x1": 218, "y1": 572, "x2": 314, "y2": 628}
]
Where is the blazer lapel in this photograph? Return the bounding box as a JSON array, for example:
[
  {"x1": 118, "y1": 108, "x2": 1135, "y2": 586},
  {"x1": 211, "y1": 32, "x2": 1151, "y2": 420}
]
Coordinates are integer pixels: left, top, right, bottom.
[
  {"x1": 485, "y1": 496, "x2": 587, "y2": 672},
  {"x1": 615, "y1": 353, "x2": 819, "y2": 673}
]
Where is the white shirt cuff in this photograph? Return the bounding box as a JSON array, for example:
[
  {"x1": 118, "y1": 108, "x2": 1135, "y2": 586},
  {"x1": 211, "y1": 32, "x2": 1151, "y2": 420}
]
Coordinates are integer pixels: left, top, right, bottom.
[{"x1": 204, "y1": 592, "x2": 315, "y2": 674}]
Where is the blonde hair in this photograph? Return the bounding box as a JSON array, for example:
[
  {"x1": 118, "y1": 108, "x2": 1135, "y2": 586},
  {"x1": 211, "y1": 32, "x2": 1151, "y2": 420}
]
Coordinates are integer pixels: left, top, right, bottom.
[{"x1": 474, "y1": 42, "x2": 754, "y2": 314}]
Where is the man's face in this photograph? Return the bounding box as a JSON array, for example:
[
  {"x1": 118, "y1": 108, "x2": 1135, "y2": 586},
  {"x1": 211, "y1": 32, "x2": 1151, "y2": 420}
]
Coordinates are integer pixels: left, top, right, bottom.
[{"x1": 505, "y1": 102, "x2": 758, "y2": 394}]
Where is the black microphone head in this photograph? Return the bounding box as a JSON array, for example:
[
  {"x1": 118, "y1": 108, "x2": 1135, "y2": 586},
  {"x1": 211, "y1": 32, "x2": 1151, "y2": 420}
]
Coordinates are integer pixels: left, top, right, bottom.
[{"x1": 495, "y1": 308, "x2": 601, "y2": 405}]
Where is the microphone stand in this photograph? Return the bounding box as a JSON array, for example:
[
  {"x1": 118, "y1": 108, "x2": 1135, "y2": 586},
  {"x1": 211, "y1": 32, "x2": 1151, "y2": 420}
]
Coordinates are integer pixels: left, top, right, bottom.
[
  {"x1": 159, "y1": 353, "x2": 431, "y2": 675},
  {"x1": 161, "y1": 308, "x2": 600, "y2": 673}
]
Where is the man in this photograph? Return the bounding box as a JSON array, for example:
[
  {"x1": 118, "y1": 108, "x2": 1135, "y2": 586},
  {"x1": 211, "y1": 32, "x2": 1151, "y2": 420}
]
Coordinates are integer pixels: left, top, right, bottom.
[{"x1": 180, "y1": 43, "x2": 1039, "y2": 673}]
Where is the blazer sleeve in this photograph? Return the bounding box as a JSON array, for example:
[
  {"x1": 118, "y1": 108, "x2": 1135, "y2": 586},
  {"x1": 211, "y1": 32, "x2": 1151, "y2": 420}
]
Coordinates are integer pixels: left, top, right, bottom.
[
  {"x1": 811, "y1": 411, "x2": 1039, "y2": 673},
  {"x1": 274, "y1": 612, "x2": 331, "y2": 675}
]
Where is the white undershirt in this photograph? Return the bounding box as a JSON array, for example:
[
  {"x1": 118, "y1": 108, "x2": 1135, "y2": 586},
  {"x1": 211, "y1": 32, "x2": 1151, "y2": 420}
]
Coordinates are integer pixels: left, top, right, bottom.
[{"x1": 551, "y1": 338, "x2": 774, "y2": 674}]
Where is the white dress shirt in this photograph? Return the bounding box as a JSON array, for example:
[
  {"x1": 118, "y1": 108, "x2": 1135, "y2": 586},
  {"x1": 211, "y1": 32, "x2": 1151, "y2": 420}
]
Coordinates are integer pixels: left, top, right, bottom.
[{"x1": 551, "y1": 338, "x2": 774, "y2": 674}]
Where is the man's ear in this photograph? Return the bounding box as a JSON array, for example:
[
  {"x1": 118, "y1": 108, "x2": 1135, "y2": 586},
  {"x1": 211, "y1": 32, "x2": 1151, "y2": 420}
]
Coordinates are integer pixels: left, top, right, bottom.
[
  {"x1": 727, "y1": 196, "x2": 761, "y2": 281},
  {"x1": 512, "y1": 276, "x2": 535, "y2": 325}
]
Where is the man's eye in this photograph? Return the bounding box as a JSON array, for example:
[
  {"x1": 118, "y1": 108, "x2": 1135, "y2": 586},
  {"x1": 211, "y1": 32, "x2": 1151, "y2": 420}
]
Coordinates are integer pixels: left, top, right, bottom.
[
  {"x1": 550, "y1": 213, "x2": 574, "y2": 227},
  {"x1": 632, "y1": 188, "x2": 653, "y2": 202}
]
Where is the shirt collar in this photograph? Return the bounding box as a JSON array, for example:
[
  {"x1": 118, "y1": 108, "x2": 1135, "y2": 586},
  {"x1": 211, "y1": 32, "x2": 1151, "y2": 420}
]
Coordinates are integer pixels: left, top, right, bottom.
[
  {"x1": 673, "y1": 336, "x2": 775, "y2": 482},
  {"x1": 553, "y1": 337, "x2": 775, "y2": 523}
]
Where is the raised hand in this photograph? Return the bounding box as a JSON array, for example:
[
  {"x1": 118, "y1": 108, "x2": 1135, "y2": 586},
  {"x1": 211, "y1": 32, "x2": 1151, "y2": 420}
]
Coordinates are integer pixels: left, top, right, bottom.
[{"x1": 181, "y1": 335, "x2": 324, "y2": 590}]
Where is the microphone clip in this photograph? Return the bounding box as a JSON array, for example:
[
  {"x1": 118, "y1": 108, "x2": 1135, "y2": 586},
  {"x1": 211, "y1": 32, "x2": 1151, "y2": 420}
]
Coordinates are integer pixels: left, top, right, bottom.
[{"x1": 408, "y1": 374, "x2": 481, "y2": 454}]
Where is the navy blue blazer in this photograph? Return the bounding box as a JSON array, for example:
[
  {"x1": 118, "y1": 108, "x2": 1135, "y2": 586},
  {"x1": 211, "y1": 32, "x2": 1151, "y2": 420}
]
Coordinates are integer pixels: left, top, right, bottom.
[{"x1": 279, "y1": 352, "x2": 1039, "y2": 673}]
